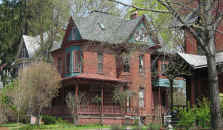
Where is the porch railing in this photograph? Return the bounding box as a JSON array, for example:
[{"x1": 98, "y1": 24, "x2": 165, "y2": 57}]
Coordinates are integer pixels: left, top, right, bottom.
[{"x1": 78, "y1": 104, "x2": 121, "y2": 115}]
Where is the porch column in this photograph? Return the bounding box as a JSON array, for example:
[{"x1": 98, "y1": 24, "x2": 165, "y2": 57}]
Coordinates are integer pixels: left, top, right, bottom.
[
  {"x1": 101, "y1": 87, "x2": 104, "y2": 115},
  {"x1": 75, "y1": 83, "x2": 79, "y2": 113}
]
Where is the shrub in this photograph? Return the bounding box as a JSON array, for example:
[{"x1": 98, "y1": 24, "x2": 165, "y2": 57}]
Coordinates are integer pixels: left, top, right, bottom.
[
  {"x1": 41, "y1": 115, "x2": 57, "y2": 124},
  {"x1": 177, "y1": 98, "x2": 210, "y2": 129},
  {"x1": 111, "y1": 125, "x2": 123, "y2": 130},
  {"x1": 147, "y1": 123, "x2": 161, "y2": 130},
  {"x1": 18, "y1": 125, "x2": 47, "y2": 130}
]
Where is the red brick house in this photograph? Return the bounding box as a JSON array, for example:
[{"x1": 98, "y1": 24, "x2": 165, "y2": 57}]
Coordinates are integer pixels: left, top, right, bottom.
[
  {"x1": 49, "y1": 11, "x2": 166, "y2": 125},
  {"x1": 16, "y1": 11, "x2": 185, "y2": 125}
]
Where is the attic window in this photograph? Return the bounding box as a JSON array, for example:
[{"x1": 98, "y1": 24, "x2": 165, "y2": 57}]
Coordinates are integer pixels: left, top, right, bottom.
[{"x1": 98, "y1": 23, "x2": 105, "y2": 30}]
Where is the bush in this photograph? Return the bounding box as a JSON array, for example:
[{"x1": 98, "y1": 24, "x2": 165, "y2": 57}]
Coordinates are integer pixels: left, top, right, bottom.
[
  {"x1": 18, "y1": 125, "x2": 47, "y2": 130},
  {"x1": 111, "y1": 125, "x2": 123, "y2": 130},
  {"x1": 147, "y1": 123, "x2": 160, "y2": 130},
  {"x1": 41, "y1": 115, "x2": 57, "y2": 124},
  {"x1": 177, "y1": 98, "x2": 210, "y2": 129}
]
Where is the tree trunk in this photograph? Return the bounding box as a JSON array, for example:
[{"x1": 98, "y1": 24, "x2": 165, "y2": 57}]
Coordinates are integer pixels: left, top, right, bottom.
[
  {"x1": 206, "y1": 54, "x2": 222, "y2": 129},
  {"x1": 170, "y1": 79, "x2": 174, "y2": 113},
  {"x1": 17, "y1": 112, "x2": 20, "y2": 123}
]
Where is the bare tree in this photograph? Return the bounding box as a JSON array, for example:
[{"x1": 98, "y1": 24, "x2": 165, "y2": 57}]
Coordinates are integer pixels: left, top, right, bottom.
[
  {"x1": 18, "y1": 61, "x2": 61, "y2": 125},
  {"x1": 162, "y1": 54, "x2": 191, "y2": 113},
  {"x1": 108, "y1": 0, "x2": 223, "y2": 129},
  {"x1": 65, "y1": 92, "x2": 86, "y2": 125},
  {"x1": 8, "y1": 80, "x2": 29, "y2": 123}
]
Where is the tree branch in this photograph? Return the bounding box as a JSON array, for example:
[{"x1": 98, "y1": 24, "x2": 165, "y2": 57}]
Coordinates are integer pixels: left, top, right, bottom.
[{"x1": 107, "y1": 0, "x2": 170, "y2": 13}]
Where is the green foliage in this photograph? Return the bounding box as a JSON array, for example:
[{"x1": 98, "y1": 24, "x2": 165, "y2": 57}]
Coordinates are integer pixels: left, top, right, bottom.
[
  {"x1": 111, "y1": 125, "x2": 123, "y2": 130},
  {"x1": 147, "y1": 123, "x2": 161, "y2": 130},
  {"x1": 92, "y1": 95, "x2": 102, "y2": 105},
  {"x1": 112, "y1": 88, "x2": 136, "y2": 112},
  {"x1": 130, "y1": 0, "x2": 183, "y2": 50},
  {"x1": 41, "y1": 115, "x2": 57, "y2": 125},
  {"x1": 17, "y1": 124, "x2": 48, "y2": 130},
  {"x1": 177, "y1": 99, "x2": 210, "y2": 129}
]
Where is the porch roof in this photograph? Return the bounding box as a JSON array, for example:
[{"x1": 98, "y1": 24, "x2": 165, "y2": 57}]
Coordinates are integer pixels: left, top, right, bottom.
[
  {"x1": 177, "y1": 52, "x2": 223, "y2": 69},
  {"x1": 63, "y1": 73, "x2": 127, "y2": 83}
]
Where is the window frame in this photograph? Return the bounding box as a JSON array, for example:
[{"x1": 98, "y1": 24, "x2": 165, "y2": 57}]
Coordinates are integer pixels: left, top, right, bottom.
[
  {"x1": 65, "y1": 52, "x2": 71, "y2": 73},
  {"x1": 123, "y1": 55, "x2": 130, "y2": 72},
  {"x1": 97, "y1": 52, "x2": 103, "y2": 73},
  {"x1": 138, "y1": 88, "x2": 145, "y2": 108},
  {"x1": 139, "y1": 55, "x2": 144, "y2": 73}
]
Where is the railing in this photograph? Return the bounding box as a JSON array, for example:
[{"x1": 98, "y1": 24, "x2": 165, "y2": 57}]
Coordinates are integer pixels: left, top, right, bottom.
[{"x1": 78, "y1": 104, "x2": 121, "y2": 115}]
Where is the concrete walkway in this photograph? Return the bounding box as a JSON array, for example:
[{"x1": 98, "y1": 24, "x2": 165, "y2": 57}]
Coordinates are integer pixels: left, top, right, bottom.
[{"x1": 0, "y1": 127, "x2": 9, "y2": 130}]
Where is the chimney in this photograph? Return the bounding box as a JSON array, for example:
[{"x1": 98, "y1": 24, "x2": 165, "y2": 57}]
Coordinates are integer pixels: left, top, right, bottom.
[{"x1": 130, "y1": 11, "x2": 138, "y2": 20}]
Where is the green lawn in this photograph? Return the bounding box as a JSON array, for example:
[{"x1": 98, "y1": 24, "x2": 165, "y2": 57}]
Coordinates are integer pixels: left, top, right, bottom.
[
  {"x1": 0, "y1": 123, "x2": 112, "y2": 130},
  {"x1": 0, "y1": 123, "x2": 155, "y2": 130}
]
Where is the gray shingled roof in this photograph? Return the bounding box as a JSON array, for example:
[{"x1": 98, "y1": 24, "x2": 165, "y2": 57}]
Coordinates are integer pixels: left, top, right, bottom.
[
  {"x1": 72, "y1": 12, "x2": 143, "y2": 44},
  {"x1": 177, "y1": 52, "x2": 223, "y2": 69}
]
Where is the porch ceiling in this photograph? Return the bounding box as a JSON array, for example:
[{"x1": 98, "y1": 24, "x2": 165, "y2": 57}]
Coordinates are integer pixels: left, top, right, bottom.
[{"x1": 63, "y1": 73, "x2": 127, "y2": 83}]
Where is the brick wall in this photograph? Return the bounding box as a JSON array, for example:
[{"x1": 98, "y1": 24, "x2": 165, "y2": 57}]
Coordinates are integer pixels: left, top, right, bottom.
[
  {"x1": 82, "y1": 47, "x2": 117, "y2": 78},
  {"x1": 215, "y1": 23, "x2": 223, "y2": 52},
  {"x1": 127, "y1": 52, "x2": 152, "y2": 116}
]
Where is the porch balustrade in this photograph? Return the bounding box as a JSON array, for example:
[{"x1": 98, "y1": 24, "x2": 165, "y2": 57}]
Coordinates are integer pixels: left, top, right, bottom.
[{"x1": 78, "y1": 104, "x2": 121, "y2": 115}]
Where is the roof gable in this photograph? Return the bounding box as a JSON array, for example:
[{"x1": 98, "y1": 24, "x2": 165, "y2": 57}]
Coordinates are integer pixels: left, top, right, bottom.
[
  {"x1": 128, "y1": 20, "x2": 156, "y2": 45},
  {"x1": 71, "y1": 12, "x2": 144, "y2": 44},
  {"x1": 53, "y1": 12, "x2": 160, "y2": 52},
  {"x1": 67, "y1": 27, "x2": 81, "y2": 41}
]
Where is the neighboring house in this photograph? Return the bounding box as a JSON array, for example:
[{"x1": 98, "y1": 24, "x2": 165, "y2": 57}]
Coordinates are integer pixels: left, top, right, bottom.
[
  {"x1": 178, "y1": 52, "x2": 223, "y2": 105},
  {"x1": 151, "y1": 47, "x2": 186, "y2": 119},
  {"x1": 49, "y1": 11, "x2": 165, "y2": 125},
  {"x1": 16, "y1": 34, "x2": 41, "y2": 70},
  {"x1": 175, "y1": 8, "x2": 223, "y2": 105},
  {"x1": 15, "y1": 32, "x2": 59, "y2": 72}
]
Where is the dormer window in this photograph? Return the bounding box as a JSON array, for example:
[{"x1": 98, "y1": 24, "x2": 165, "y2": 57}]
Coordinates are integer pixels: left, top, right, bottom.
[{"x1": 67, "y1": 27, "x2": 81, "y2": 41}]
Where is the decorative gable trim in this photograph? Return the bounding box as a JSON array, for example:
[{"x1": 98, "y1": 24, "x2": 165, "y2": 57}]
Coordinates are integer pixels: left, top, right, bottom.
[
  {"x1": 16, "y1": 38, "x2": 29, "y2": 59},
  {"x1": 62, "y1": 17, "x2": 82, "y2": 48},
  {"x1": 127, "y1": 15, "x2": 159, "y2": 46}
]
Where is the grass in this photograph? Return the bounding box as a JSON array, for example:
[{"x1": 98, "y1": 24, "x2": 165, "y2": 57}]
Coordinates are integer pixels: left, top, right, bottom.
[
  {"x1": 0, "y1": 123, "x2": 111, "y2": 130},
  {"x1": 0, "y1": 123, "x2": 159, "y2": 130}
]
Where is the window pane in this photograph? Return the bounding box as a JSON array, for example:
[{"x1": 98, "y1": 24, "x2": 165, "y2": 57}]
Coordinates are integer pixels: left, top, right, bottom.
[
  {"x1": 139, "y1": 55, "x2": 144, "y2": 72},
  {"x1": 123, "y1": 55, "x2": 130, "y2": 72},
  {"x1": 66, "y1": 53, "x2": 70, "y2": 73},
  {"x1": 139, "y1": 88, "x2": 144, "y2": 108},
  {"x1": 98, "y1": 63, "x2": 103, "y2": 73},
  {"x1": 98, "y1": 53, "x2": 103, "y2": 72}
]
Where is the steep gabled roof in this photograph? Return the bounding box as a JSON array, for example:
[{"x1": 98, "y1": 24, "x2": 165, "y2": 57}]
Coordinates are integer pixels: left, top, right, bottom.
[
  {"x1": 17, "y1": 32, "x2": 61, "y2": 58},
  {"x1": 72, "y1": 12, "x2": 144, "y2": 44},
  {"x1": 22, "y1": 35, "x2": 41, "y2": 58}
]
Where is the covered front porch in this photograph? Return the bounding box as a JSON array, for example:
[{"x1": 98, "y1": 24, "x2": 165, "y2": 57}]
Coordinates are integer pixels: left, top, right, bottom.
[{"x1": 48, "y1": 74, "x2": 128, "y2": 124}]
